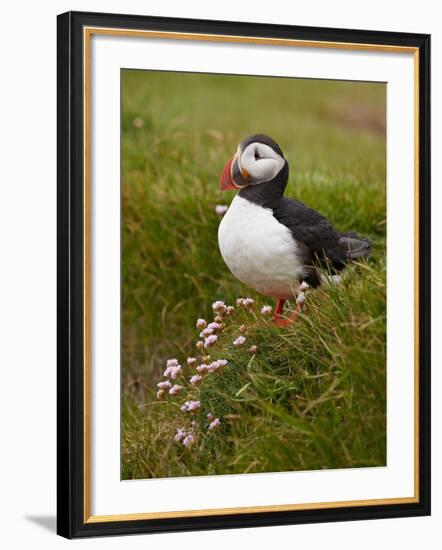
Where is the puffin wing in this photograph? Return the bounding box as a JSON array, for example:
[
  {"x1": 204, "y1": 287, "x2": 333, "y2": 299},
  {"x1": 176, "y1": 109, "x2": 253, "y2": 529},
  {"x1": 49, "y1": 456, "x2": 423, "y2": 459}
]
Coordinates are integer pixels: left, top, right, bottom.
[{"x1": 271, "y1": 197, "x2": 371, "y2": 270}]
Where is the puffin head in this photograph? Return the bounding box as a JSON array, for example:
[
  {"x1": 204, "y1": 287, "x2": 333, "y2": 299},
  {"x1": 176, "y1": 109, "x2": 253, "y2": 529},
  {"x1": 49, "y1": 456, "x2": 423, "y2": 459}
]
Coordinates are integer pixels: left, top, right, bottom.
[{"x1": 220, "y1": 134, "x2": 287, "y2": 191}]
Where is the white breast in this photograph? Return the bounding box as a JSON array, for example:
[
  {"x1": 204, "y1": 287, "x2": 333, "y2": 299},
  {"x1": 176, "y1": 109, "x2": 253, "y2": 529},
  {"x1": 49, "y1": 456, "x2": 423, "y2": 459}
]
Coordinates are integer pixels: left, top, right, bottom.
[{"x1": 218, "y1": 195, "x2": 305, "y2": 299}]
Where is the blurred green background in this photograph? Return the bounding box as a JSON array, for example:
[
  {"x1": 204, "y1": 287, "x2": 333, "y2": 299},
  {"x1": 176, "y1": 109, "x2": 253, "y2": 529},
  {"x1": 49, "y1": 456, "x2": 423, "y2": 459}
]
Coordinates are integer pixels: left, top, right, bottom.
[{"x1": 121, "y1": 69, "x2": 386, "y2": 479}]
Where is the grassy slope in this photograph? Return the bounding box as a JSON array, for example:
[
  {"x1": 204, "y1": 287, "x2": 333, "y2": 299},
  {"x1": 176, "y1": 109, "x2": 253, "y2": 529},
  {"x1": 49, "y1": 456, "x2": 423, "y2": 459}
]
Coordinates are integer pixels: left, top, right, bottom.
[{"x1": 121, "y1": 70, "x2": 386, "y2": 479}]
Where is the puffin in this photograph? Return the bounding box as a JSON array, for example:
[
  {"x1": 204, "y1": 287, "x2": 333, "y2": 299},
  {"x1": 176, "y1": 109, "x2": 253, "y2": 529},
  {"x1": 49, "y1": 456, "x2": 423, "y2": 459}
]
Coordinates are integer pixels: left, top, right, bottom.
[{"x1": 218, "y1": 134, "x2": 371, "y2": 326}]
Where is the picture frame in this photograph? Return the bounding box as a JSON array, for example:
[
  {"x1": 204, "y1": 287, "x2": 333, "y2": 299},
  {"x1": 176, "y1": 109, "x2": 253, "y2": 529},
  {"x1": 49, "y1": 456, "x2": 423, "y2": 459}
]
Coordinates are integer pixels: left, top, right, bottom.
[{"x1": 57, "y1": 10, "x2": 431, "y2": 539}]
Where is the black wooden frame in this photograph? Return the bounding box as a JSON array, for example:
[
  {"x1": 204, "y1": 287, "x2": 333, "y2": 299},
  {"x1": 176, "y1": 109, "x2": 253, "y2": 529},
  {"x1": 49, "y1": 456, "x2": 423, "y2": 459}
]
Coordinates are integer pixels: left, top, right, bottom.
[{"x1": 57, "y1": 10, "x2": 431, "y2": 539}]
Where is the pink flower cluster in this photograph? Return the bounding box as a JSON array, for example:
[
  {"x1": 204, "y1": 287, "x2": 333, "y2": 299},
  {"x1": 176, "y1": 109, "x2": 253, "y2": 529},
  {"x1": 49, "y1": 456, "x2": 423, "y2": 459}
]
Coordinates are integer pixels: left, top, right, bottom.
[
  {"x1": 195, "y1": 310, "x2": 231, "y2": 350},
  {"x1": 199, "y1": 327, "x2": 213, "y2": 338},
  {"x1": 157, "y1": 378, "x2": 182, "y2": 397},
  {"x1": 163, "y1": 358, "x2": 182, "y2": 379},
  {"x1": 207, "y1": 412, "x2": 221, "y2": 431},
  {"x1": 261, "y1": 305, "x2": 273, "y2": 316},
  {"x1": 181, "y1": 400, "x2": 201, "y2": 413},
  {"x1": 209, "y1": 418, "x2": 221, "y2": 430},
  {"x1": 295, "y1": 281, "x2": 310, "y2": 305},
  {"x1": 203, "y1": 334, "x2": 218, "y2": 348},
  {"x1": 189, "y1": 374, "x2": 203, "y2": 386},
  {"x1": 196, "y1": 358, "x2": 228, "y2": 375},
  {"x1": 215, "y1": 204, "x2": 229, "y2": 216},
  {"x1": 169, "y1": 384, "x2": 182, "y2": 395},
  {"x1": 212, "y1": 300, "x2": 227, "y2": 315},
  {"x1": 208, "y1": 358, "x2": 228, "y2": 373},
  {"x1": 182, "y1": 434, "x2": 195, "y2": 448},
  {"x1": 233, "y1": 335, "x2": 246, "y2": 347},
  {"x1": 157, "y1": 294, "x2": 270, "y2": 450},
  {"x1": 175, "y1": 428, "x2": 195, "y2": 448},
  {"x1": 175, "y1": 428, "x2": 186, "y2": 442}
]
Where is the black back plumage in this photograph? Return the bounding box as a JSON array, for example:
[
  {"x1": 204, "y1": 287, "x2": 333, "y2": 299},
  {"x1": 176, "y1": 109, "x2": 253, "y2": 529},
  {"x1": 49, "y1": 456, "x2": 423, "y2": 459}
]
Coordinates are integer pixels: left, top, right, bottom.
[{"x1": 270, "y1": 197, "x2": 371, "y2": 271}]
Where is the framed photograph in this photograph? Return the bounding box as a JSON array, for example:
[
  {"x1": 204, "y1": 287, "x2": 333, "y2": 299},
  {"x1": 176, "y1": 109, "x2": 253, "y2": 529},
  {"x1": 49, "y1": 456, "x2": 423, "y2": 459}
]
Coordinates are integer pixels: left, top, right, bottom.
[{"x1": 57, "y1": 11, "x2": 431, "y2": 538}]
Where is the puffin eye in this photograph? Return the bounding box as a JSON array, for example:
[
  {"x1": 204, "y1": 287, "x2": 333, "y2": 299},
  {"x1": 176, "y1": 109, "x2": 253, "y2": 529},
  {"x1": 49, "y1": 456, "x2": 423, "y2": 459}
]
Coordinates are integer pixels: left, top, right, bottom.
[{"x1": 254, "y1": 149, "x2": 260, "y2": 160}]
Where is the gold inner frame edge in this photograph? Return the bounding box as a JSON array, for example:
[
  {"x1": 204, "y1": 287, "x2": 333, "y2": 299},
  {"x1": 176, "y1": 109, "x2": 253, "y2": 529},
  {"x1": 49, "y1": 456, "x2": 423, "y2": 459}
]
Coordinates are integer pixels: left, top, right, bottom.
[{"x1": 82, "y1": 26, "x2": 420, "y2": 524}]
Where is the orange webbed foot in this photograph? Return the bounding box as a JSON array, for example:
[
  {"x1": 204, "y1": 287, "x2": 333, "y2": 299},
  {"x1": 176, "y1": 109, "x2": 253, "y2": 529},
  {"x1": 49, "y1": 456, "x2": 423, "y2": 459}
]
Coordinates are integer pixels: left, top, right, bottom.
[{"x1": 272, "y1": 294, "x2": 304, "y2": 327}]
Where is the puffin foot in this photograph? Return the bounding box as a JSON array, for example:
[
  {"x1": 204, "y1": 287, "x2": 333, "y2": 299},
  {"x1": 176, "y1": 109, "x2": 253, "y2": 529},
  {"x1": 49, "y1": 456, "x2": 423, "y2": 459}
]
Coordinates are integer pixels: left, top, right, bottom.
[{"x1": 273, "y1": 300, "x2": 303, "y2": 327}]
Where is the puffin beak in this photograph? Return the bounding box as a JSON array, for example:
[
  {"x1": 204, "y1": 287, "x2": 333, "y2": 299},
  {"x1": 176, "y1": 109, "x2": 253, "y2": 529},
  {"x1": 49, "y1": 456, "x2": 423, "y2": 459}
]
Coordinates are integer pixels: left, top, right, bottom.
[
  {"x1": 220, "y1": 154, "x2": 250, "y2": 191},
  {"x1": 220, "y1": 156, "x2": 238, "y2": 190}
]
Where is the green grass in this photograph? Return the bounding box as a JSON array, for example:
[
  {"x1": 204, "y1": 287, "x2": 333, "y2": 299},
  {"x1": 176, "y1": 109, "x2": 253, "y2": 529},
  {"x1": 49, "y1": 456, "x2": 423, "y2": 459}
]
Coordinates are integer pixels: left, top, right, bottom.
[{"x1": 121, "y1": 69, "x2": 386, "y2": 479}]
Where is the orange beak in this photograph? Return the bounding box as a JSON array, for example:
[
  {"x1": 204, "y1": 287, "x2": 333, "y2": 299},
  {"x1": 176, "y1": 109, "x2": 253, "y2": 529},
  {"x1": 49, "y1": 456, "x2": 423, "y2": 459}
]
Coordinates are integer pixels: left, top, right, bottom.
[
  {"x1": 220, "y1": 156, "x2": 238, "y2": 191},
  {"x1": 220, "y1": 154, "x2": 251, "y2": 191}
]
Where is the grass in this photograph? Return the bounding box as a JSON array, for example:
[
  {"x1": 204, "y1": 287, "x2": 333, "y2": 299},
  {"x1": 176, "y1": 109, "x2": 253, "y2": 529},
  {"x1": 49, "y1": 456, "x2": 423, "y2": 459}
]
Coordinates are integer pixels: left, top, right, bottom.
[{"x1": 121, "y1": 69, "x2": 386, "y2": 479}]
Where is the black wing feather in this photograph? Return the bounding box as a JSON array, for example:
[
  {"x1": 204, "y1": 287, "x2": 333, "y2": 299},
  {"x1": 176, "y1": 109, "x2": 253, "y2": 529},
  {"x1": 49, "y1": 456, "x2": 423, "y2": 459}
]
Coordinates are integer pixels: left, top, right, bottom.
[{"x1": 271, "y1": 197, "x2": 370, "y2": 270}]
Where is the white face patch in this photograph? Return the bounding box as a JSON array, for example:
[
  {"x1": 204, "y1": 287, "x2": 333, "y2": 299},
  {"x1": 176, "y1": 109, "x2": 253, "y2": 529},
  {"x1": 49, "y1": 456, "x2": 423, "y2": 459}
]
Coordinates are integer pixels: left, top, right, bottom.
[{"x1": 239, "y1": 142, "x2": 285, "y2": 184}]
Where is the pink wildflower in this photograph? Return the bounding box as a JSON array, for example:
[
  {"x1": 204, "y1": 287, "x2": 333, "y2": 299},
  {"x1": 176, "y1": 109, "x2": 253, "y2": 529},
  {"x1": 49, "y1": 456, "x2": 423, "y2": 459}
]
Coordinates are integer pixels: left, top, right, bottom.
[
  {"x1": 170, "y1": 365, "x2": 182, "y2": 379},
  {"x1": 182, "y1": 434, "x2": 195, "y2": 448},
  {"x1": 181, "y1": 400, "x2": 201, "y2": 413},
  {"x1": 188, "y1": 400, "x2": 200, "y2": 411},
  {"x1": 164, "y1": 364, "x2": 182, "y2": 379},
  {"x1": 169, "y1": 384, "x2": 182, "y2": 395},
  {"x1": 233, "y1": 335, "x2": 246, "y2": 347},
  {"x1": 157, "y1": 380, "x2": 171, "y2": 390},
  {"x1": 197, "y1": 357, "x2": 227, "y2": 374},
  {"x1": 207, "y1": 322, "x2": 221, "y2": 331},
  {"x1": 163, "y1": 366, "x2": 173, "y2": 377},
  {"x1": 163, "y1": 359, "x2": 182, "y2": 378},
  {"x1": 175, "y1": 428, "x2": 186, "y2": 442},
  {"x1": 261, "y1": 305, "x2": 273, "y2": 316},
  {"x1": 207, "y1": 359, "x2": 228, "y2": 373},
  {"x1": 226, "y1": 305, "x2": 235, "y2": 316},
  {"x1": 248, "y1": 345, "x2": 258, "y2": 354},
  {"x1": 300, "y1": 281, "x2": 310, "y2": 292},
  {"x1": 207, "y1": 361, "x2": 219, "y2": 374},
  {"x1": 236, "y1": 298, "x2": 244, "y2": 306},
  {"x1": 189, "y1": 374, "x2": 203, "y2": 386},
  {"x1": 200, "y1": 327, "x2": 214, "y2": 338},
  {"x1": 212, "y1": 301, "x2": 227, "y2": 315},
  {"x1": 209, "y1": 418, "x2": 221, "y2": 430},
  {"x1": 215, "y1": 204, "x2": 229, "y2": 216},
  {"x1": 196, "y1": 318, "x2": 207, "y2": 330},
  {"x1": 204, "y1": 334, "x2": 218, "y2": 348},
  {"x1": 187, "y1": 357, "x2": 197, "y2": 367}
]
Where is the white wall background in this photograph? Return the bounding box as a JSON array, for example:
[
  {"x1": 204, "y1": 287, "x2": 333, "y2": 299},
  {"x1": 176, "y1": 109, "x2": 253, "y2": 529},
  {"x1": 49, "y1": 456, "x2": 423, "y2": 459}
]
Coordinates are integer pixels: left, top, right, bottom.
[{"x1": 0, "y1": 0, "x2": 439, "y2": 548}]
